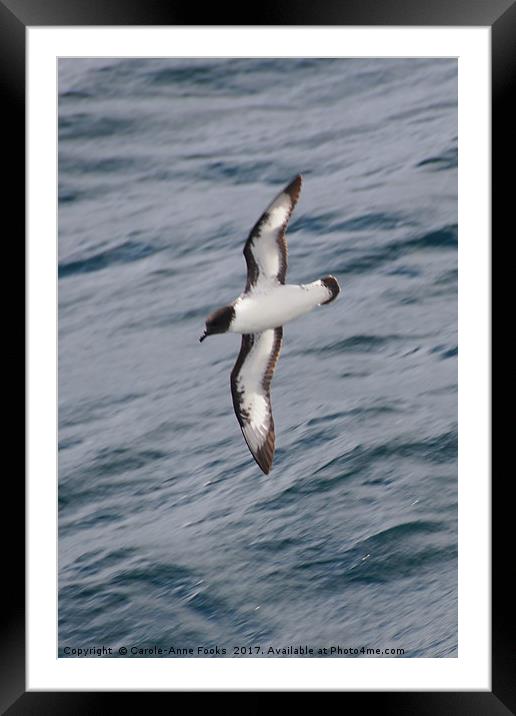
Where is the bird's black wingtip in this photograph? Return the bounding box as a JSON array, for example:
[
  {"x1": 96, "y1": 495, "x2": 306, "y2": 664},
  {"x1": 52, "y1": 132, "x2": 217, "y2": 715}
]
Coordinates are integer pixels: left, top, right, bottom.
[{"x1": 284, "y1": 174, "x2": 303, "y2": 203}]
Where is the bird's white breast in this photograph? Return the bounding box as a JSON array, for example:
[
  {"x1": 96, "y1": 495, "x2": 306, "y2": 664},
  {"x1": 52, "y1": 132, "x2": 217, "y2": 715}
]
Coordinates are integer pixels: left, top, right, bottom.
[{"x1": 230, "y1": 281, "x2": 331, "y2": 334}]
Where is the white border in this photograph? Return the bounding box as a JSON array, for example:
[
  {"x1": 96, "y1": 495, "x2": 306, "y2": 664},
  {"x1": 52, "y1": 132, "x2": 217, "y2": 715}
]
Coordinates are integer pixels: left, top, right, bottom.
[{"x1": 27, "y1": 27, "x2": 490, "y2": 691}]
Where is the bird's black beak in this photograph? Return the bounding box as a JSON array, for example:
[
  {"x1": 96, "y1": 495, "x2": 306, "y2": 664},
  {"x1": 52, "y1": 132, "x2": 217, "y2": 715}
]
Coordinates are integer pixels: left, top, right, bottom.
[{"x1": 199, "y1": 330, "x2": 207, "y2": 343}]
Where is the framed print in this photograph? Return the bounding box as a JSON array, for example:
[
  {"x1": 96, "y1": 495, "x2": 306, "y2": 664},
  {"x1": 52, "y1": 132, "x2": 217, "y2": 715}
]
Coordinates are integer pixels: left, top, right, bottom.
[{"x1": 7, "y1": 0, "x2": 509, "y2": 710}]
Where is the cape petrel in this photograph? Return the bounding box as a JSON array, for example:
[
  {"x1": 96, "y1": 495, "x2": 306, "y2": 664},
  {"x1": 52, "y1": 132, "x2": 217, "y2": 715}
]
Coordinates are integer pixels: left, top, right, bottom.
[{"x1": 200, "y1": 175, "x2": 340, "y2": 474}]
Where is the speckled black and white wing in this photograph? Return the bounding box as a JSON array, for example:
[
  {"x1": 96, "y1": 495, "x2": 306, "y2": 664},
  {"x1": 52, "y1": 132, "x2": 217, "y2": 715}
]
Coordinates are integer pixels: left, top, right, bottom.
[
  {"x1": 230, "y1": 328, "x2": 283, "y2": 474},
  {"x1": 243, "y1": 175, "x2": 302, "y2": 291}
]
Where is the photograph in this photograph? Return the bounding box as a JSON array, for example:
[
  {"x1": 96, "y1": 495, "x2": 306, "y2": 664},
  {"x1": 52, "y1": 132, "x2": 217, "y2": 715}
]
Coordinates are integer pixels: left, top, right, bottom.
[
  {"x1": 0, "y1": 0, "x2": 505, "y2": 701},
  {"x1": 57, "y1": 57, "x2": 458, "y2": 659}
]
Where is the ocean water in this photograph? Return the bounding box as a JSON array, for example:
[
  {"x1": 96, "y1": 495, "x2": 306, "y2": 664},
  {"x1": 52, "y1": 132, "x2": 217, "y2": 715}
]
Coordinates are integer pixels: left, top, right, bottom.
[{"x1": 58, "y1": 58, "x2": 457, "y2": 658}]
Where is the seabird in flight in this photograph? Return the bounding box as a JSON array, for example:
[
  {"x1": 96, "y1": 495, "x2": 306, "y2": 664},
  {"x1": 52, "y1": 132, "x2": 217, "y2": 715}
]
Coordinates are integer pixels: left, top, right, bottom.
[{"x1": 200, "y1": 175, "x2": 340, "y2": 474}]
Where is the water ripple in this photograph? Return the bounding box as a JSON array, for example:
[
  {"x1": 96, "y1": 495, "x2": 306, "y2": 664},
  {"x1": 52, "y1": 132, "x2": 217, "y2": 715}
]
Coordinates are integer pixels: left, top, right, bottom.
[
  {"x1": 59, "y1": 239, "x2": 162, "y2": 278},
  {"x1": 335, "y1": 225, "x2": 457, "y2": 275}
]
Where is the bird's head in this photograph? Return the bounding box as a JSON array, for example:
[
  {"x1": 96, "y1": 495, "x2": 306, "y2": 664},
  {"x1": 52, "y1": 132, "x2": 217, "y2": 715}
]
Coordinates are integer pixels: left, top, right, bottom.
[{"x1": 199, "y1": 305, "x2": 235, "y2": 342}]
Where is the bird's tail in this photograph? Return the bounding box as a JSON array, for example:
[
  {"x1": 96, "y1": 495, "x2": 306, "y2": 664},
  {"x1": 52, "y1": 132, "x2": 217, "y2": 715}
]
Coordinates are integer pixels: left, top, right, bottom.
[{"x1": 319, "y1": 275, "x2": 340, "y2": 305}]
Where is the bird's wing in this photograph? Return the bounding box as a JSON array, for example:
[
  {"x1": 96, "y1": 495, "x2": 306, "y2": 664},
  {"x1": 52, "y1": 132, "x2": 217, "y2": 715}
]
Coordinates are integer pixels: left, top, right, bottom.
[
  {"x1": 230, "y1": 327, "x2": 283, "y2": 474},
  {"x1": 243, "y1": 175, "x2": 302, "y2": 291}
]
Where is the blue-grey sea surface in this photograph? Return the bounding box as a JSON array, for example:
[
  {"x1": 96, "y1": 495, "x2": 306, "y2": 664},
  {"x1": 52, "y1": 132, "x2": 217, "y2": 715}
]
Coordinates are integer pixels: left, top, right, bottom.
[{"x1": 58, "y1": 58, "x2": 457, "y2": 658}]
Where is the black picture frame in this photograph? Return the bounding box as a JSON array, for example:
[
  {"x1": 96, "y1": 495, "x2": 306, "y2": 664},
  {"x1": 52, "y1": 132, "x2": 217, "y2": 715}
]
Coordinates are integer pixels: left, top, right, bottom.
[{"x1": 7, "y1": 0, "x2": 508, "y2": 711}]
